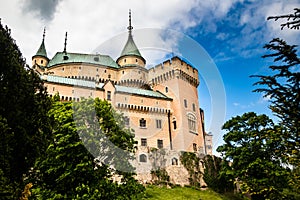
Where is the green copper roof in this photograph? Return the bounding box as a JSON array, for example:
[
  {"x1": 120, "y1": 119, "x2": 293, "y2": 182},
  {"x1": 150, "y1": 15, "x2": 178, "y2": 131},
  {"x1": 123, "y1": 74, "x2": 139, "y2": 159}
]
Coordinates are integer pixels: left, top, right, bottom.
[
  {"x1": 42, "y1": 75, "x2": 171, "y2": 100},
  {"x1": 120, "y1": 34, "x2": 142, "y2": 57},
  {"x1": 35, "y1": 40, "x2": 48, "y2": 58},
  {"x1": 47, "y1": 52, "x2": 119, "y2": 69},
  {"x1": 115, "y1": 85, "x2": 171, "y2": 100},
  {"x1": 44, "y1": 75, "x2": 100, "y2": 88}
]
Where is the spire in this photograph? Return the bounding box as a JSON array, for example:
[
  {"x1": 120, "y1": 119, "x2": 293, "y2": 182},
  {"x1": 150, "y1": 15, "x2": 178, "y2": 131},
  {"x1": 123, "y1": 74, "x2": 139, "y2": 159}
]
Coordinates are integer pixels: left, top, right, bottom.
[
  {"x1": 42, "y1": 27, "x2": 46, "y2": 42},
  {"x1": 119, "y1": 10, "x2": 142, "y2": 58},
  {"x1": 34, "y1": 28, "x2": 48, "y2": 58},
  {"x1": 63, "y1": 32, "x2": 67, "y2": 54},
  {"x1": 127, "y1": 9, "x2": 133, "y2": 35}
]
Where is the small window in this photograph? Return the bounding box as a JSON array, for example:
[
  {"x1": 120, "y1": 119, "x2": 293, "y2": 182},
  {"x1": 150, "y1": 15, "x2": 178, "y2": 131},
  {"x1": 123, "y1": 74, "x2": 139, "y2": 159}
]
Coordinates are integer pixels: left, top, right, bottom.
[
  {"x1": 72, "y1": 90, "x2": 74, "y2": 94},
  {"x1": 79, "y1": 66, "x2": 81, "y2": 70},
  {"x1": 172, "y1": 158, "x2": 178, "y2": 165},
  {"x1": 184, "y1": 99, "x2": 187, "y2": 108},
  {"x1": 165, "y1": 87, "x2": 168, "y2": 93},
  {"x1": 41, "y1": 60, "x2": 43, "y2": 64},
  {"x1": 193, "y1": 143, "x2": 197, "y2": 152},
  {"x1": 53, "y1": 87, "x2": 55, "y2": 91},
  {"x1": 104, "y1": 70, "x2": 106, "y2": 73},
  {"x1": 141, "y1": 138, "x2": 147, "y2": 146},
  {"x1": 108, "y1": 74, "x2": 111, "y2": 79},
  {"x1": 107, "y1": 91, "x2": 111, "y2": 101},
  {"x1": 122, "y1": 71, "x2": 124, "y2": 74},
  {"x1": 173, "y1": 121, "x2": 177, "y2": 130},
  {"x1": 94, "y1": 57, "x2": 99, "y2": 61},
  {"x1": 124, "y1": 59, "x2": 126, "y2": 63},
  {"x1": 139, "y1": 154, "x2": 147, "y2": 162},
  {"x1": 156, "y1": 119, "x2": 162, "y2": 129},
  {"x1": 157, "y1": 139, "x2": 163, "y2": 149},
  {"x1": 136, "y1": 59, "x2": 138, "y2": 63},
  {"x1": 192, "y1": 103, "x2": 196, "y2": 112},
  {"x1": 140, "y1": 118, "x2": 146, "y2": 128}
]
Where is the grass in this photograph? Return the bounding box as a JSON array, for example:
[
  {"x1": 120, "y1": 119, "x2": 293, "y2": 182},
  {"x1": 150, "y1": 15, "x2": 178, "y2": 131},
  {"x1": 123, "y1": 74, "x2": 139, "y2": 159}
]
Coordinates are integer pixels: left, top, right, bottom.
[{"x1": 142, "y1": 185, "x2": 246, "y2": 200}]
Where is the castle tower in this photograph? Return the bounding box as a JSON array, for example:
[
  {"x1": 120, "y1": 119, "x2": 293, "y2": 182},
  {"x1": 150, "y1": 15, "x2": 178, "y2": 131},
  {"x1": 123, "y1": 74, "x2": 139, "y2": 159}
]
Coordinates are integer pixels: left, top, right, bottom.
[
  {"x1": 116, "y1": 10, "x2": 148, "y2": 88},
  {"x1": 32, "y1": 28, "x2": 49, "y2": 69}
]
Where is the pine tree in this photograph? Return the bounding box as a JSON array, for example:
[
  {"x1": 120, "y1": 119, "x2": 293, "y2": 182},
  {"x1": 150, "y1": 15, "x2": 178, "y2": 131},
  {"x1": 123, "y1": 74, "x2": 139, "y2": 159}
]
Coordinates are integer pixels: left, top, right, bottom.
[{"x1": 0, "y1": 20, "x2": 51, "y2": 198}]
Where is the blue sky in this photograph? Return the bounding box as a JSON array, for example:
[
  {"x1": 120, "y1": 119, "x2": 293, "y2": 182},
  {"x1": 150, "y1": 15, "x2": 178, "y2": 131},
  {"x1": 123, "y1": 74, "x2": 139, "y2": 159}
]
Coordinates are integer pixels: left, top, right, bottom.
[{"x1": 1, "y1": 0, "x2": 299, "y2": 153}]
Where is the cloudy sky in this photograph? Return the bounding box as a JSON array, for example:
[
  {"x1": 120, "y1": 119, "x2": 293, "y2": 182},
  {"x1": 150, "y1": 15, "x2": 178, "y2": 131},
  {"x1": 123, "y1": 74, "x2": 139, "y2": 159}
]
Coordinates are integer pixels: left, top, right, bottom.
[{"x1": 1, "y1": 0, "x2": 299, "y2": 153}]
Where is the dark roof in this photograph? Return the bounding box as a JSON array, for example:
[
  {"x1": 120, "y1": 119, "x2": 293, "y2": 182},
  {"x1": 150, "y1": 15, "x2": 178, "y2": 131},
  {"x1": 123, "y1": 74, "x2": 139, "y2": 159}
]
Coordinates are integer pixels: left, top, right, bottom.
[{"x1": 34, "y1": 40, "x2": 48, "y2": 58}]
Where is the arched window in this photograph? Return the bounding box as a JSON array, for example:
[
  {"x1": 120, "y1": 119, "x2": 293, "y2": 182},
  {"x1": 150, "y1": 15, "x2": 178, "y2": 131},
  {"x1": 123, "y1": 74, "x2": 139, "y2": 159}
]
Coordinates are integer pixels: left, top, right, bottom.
[
  {"x1": 139, "y1": 154, "x2": 147, "y2": 163},
  {"x1": 172, "y1": 157, "x2": 178, "y2": 165},
  {"x1": 187, "y1": 113, "x2": 197, "y2": 133}
]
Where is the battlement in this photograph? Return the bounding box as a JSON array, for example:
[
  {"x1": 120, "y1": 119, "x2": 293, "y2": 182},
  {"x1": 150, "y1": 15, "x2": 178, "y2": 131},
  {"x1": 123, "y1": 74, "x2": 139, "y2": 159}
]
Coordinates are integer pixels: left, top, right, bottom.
[{"x1": 148, "y1": 56, "x2": 199, "y2": 87}]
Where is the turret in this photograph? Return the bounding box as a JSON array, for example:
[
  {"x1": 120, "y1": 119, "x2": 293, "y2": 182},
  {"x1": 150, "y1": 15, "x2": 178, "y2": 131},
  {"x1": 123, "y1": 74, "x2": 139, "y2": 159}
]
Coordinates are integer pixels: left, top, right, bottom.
[
  {"x1": 116, "y1": 10, "x2": 146, "y2": 67},
  {"x1": 32, "y1": 28, "x2": 49, "y2": 68}
]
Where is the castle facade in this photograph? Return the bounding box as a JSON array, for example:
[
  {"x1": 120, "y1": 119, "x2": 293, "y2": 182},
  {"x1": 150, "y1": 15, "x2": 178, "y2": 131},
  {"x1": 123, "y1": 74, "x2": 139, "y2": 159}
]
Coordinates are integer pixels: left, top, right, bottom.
[{"x1": 32, "y1": 12, "x2": 212, "y2": 165}]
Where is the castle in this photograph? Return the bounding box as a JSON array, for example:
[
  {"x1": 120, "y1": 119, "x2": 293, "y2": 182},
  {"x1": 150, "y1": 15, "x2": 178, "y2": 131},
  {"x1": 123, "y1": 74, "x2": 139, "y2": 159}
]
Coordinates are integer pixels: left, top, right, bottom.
[{"x1": 32, "y1": 11, "x2": 212, "y2": 170}]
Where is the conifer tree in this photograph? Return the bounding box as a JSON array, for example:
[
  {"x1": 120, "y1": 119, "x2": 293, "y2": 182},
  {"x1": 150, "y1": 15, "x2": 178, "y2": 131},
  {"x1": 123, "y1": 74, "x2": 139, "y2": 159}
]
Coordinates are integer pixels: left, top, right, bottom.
[{"x1": 0, "y1": 20, "x2": 51, "y2": 198}]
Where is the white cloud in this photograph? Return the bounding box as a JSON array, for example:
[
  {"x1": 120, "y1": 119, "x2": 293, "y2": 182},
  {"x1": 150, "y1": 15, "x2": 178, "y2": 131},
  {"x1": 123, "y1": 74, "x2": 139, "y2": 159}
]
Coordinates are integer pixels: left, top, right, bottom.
[{"x1": 1, "y1": 0, "x2": 299, "y2": 65}]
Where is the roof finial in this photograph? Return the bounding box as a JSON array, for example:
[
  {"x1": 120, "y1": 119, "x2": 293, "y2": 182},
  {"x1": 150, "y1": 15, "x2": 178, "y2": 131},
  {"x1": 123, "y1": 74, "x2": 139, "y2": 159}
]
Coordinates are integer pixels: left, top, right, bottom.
[
  {"x1": 127, "y1": 9, "x2": 133, "y2": 34},
  {"x1": 63, "y1": 32, "x2": 67, "y2": 54},
  {"x1": 42, "y1": 27, "x2": 46, "y2": 42}
]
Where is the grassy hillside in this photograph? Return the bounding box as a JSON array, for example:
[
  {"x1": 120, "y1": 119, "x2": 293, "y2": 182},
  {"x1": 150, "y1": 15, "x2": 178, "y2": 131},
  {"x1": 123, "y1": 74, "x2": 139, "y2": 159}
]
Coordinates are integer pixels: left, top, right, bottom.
[{"x1": 143, "y1": 185, "x2": 245, "y2": 200}]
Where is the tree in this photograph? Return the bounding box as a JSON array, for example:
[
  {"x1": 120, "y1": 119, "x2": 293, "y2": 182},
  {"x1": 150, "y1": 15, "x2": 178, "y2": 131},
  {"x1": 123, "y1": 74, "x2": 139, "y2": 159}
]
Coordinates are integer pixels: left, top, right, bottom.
[
  {"x1": 0, "y1": 20, "x2": 51, "y2": 198},
  {"x1": 30, "y1": 98, "x2": 144, "y2": 199},
  {"x1": 217, "y1": 112, "x2": 290, "y2": 200},
  {"x1": 202, "y1": 155, "x2": 234, "y2": 194},
  {"x1": 251, "y1": 8, "x2": 300, "y2": 192},
  {"x1": 267, "y1": 8, "x2": 300, "y2": 30}
]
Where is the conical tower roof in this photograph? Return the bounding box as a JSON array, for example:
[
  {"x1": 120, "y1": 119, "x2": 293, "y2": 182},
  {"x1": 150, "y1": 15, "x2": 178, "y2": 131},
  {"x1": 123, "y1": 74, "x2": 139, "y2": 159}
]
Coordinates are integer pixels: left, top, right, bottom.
[
  {"x1": 35, "y1": 40, "x2": 47, "y2": 58},
  {"x1": 34, "y1": 28, "x2": 48, "y2": 58},
  {"x1": 120, "y1": 33, "x2": 142, "y2": 57},
  {"x1": 117, "y1": 10, "x2": 145, "y2": 64}
]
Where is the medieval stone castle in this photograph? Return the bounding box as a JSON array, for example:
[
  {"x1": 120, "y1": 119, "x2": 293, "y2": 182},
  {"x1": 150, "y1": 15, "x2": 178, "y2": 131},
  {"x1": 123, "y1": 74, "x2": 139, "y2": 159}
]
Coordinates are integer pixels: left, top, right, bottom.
[{"x1": 32, "y1": 11, "x2": 212, "y2": 185}]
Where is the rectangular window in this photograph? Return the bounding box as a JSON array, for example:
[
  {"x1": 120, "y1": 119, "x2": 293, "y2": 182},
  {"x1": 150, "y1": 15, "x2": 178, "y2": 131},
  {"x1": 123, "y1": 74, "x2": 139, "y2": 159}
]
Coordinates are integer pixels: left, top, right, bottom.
[
  {"x1": 107, "y1": 91, "x2": 111, "y2": 101},
  {"x1": 140, "y1": 118, "x2": 146, "y2": 128},
  {"x1": 156, "y1": 119, "x2": 162, "y2": 129},
  {"x1": 141, "y1": 138, "x2": 147, "y2": 146},
  {"x1": 192, "y1": 103, "x2": 196, "y2": 112},
  {"x1": 184, "y1": 99, "x2": 187, "y2": 108},
  {"x1": 157, "y1": 139, "x2": 163, "y2": 149}
]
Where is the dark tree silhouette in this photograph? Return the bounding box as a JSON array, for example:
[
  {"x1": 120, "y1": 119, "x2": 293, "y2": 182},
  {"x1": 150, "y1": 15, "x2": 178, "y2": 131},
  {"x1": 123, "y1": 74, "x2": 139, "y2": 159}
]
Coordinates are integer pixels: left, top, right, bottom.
[{"x1": 267, "y1": 8, "x2": 300, "y2": 30}]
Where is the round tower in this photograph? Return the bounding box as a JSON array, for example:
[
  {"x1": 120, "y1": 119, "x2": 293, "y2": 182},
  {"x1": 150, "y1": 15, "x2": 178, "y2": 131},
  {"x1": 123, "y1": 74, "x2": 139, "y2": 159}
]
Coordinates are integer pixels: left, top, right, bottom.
[
  {"x1": 116, "y1": 10, "x2": 146, "y2": 67},
  {"x1": 32, "y1": 28, "x2": 49, "y2": 68},
  {"x1": 117, "y1": 10, "x2": 148, "y2": 88}
]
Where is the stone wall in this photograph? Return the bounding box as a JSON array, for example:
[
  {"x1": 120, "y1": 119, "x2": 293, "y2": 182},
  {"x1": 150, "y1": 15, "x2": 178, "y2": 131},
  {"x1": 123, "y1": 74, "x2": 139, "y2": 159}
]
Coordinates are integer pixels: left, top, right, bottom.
[{"x1": 133, "y1": 148, "x2": 207, "y2": 187}]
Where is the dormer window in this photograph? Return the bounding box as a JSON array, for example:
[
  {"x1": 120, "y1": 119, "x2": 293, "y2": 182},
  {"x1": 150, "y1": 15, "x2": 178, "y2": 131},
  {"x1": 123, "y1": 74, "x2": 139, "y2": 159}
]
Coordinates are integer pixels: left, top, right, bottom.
[{"x1": 94, "y1": 57, "x2": 99, "y2": 62}]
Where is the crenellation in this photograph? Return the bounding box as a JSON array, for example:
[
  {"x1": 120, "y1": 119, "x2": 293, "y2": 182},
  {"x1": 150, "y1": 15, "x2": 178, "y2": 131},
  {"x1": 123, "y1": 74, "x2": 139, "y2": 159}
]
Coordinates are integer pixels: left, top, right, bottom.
[{"x1": 32, "y1": 12, "x2": 212, "y2": 186}]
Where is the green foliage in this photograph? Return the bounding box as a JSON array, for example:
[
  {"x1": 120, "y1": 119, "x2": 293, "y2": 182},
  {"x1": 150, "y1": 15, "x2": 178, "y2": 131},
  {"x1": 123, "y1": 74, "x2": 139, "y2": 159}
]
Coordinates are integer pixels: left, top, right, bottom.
[
  {"x1": 217, "y1": 112, "x2": 291, "y2": 199},
  {"x1": 179, "y1": 152, "x2": 201, "y2": 187},
  {"x1": 202, "y1": 155, "x2": 234, "y2": 193},
  {"x1": 30, "y1": 99, "x2": 144, "y2": 199},
  {"x1": 0, "y1": 21, "x2": 51, "y2": 198},
  {"x1": 252, "y1": 10, "x2": 300, "y2": 190}
]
